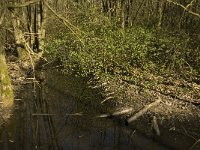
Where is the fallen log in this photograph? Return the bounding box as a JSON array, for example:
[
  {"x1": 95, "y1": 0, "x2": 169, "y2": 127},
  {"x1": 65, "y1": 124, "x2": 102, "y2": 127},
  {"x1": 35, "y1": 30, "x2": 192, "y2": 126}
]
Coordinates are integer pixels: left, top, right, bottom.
[
  {"x1": 96, "y1": 108, "x2": 133, "y2": 118},
  {"x1": 126, "y1": 97, "x2": 161, "y2": 125}
]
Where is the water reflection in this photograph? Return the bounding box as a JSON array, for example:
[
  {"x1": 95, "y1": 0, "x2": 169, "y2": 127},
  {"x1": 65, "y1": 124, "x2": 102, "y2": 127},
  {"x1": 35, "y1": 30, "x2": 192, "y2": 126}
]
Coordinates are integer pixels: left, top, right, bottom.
[
  {"x1": 33, "y1": 83, "x2": 140, "y2": 150},
  {"x1": 0, "y1": 82, "x2": 169, "y2": 150}
]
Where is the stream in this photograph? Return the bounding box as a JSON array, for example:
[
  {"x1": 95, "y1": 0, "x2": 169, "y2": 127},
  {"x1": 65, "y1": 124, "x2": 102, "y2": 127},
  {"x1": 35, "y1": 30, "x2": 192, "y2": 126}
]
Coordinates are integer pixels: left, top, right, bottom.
[{"x1": 0, "y1": 70, "x2": 199, "y2": 150}]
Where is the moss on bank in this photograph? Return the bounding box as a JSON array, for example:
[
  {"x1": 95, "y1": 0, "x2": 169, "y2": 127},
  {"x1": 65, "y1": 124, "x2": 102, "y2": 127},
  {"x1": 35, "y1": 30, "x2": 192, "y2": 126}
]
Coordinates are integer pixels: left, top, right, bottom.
[{"x1": 0, "y1": 53, "x2": 14, "y2": 108}]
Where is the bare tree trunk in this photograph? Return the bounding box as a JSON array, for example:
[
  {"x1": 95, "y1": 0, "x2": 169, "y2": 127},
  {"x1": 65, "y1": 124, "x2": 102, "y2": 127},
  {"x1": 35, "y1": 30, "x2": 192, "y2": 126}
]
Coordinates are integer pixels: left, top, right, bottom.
[
  {"x1": 27, "y1": 5, "x2": 35, "y2": 49},
  {"x1": 157, "y1": 0, "x2": 164, "y2": 29},
  {"x1": 8, "y1": 0, "x2": 47, "y2": 58},
  {"x1": 121, "y1": 0, "x2": 125, "y2": 29},
  {"x1": 11, "y1": 9, "x2": 30, "y2": 60},
  {"x1": 128, "y1": 0, "x2": 134, "y2": 27},
  {"x1": 37, "y1": 0, "x2": 46, "y2": 53}
]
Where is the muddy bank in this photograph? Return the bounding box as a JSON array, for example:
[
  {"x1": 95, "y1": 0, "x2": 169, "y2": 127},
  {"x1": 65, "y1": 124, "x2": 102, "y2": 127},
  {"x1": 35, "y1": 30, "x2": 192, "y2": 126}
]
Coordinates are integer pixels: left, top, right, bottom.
[
  {"x1": 0, "y1": 53, "x2": 14, "y2": 128},
  {"x1": 42, "y1": 68, "x2": 200, "y2": 149},
  {"x1": 0, "y1": 79, "x2": 171, "y2": 150},
  {"x1": 0, "y1": 54, "x2": 41, "y2": 130},
  {"x1": 90, "y1": 74, "x2": 200, "y2": 149},
  {"x1": 2, "y1": 60, "x2": 200, "y2": 149}
]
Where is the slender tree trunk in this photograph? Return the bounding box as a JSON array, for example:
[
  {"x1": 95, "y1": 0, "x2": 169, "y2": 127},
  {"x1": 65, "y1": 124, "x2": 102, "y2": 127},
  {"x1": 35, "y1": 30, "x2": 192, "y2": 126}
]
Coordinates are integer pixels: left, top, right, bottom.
[
  {"x1": 27, "y1": 5, "x2": 35, "y2": 49},
  {"x1": 37, "y1": 0, "x2": 46, "y2": 53},
  {"x1": 11, "y1": 9, "x2": 30, "y2": 60},
  {"x1": 157, "y1": 0, "x2": 164, "y2": 29},
  {"x1": 121, "y1": 0, "x2": 125, "y2": 29}
]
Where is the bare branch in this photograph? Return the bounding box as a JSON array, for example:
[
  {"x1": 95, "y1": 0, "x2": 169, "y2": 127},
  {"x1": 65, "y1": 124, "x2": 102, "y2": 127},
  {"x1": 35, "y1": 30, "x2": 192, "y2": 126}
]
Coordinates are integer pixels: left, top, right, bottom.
[
  {"x1": 0, "y1": 10, "x2": 6, "y2": 26},
  {"x1": 7, "y1": 0, "x2": 41, "y2": 9},
  {"x1": 185, "y1": 0, "x2": 195, "y2": 9},
  {"x1": 43, "y1": 1, "x2": 86, "y2": 45},
  {"x1": 166, "y1": 0, "x2": 200, "y2": 19}
]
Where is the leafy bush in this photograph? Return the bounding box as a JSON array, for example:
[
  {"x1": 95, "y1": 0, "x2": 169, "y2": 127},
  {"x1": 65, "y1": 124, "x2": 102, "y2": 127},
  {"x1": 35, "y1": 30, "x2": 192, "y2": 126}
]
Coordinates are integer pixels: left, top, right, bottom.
[{"x1": 45, "y1": 17, "x2": 200, "y2": 78}]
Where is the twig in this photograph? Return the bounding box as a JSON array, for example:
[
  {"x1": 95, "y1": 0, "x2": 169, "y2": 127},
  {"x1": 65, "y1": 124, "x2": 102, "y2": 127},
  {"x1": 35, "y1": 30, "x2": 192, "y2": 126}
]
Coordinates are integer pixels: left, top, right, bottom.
[
  {"x1": 0, "y1": 10, "x2": 6, "y2": 26},
  {"x1": 132, "y1": 0, "x2": 146, "y2": 23},
  {"x1": 32, "y1": 113, "x2": 83, "y2": 116},
  {"x1": 112, "y1": 108, "x2": 133, "y2": 116},
  {"x1": 7, "y1": 0, "x2": 41, "y2": 9},
  {"x1": 188, "y1": 138, "x2": 200, "y2": 150},
  {"x1": 43, "y1": 1, "x2": 86, "y2": 45},
  {"x1": 65, "y1": 113, "x2": 83, "y2": 116},
  {"x1": 1, "y1": 27, "x2": 13, "y2": 33},
  {"x1": 127, "y1": 97, "x2": 162, "y2": 123},
  {"x1": 32, "y1": 113, "x2": 56, "y2": 116},
  {"x1": 101, "y1": 96, "x2": 114, "y2": 104},
  {"x1": 96, "y1": 108, "x2": 133, "y2": 118}
]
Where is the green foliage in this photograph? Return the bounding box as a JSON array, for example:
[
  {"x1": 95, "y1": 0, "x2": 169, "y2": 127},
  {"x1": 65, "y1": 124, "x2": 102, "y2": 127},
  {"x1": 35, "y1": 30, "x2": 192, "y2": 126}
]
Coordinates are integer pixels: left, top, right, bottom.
[
  {"x1": 45, "y1": 2, "x2": 200, "y2": 78},
  {"x1": 46, "y1": 23, "x2": 200, "y2": 78}
]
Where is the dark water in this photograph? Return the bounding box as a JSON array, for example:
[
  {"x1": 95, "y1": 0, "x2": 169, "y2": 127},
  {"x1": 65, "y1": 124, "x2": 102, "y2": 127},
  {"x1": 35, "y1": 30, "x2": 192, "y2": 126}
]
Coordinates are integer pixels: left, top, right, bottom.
[
  {"x1": 0, "y1": 79, "x2": 171, "y2": 150},
  {"x1": 0, "y1": 72, "x2": 199, "y2": 150}
]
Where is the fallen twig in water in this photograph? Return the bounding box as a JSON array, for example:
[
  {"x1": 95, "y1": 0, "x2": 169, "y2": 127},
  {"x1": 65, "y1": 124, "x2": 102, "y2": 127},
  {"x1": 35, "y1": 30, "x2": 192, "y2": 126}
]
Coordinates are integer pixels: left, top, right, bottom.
[
  {"x1": 112, "y1": 108, "x2": 133, "y2": 116},
  {"x1": 32, "y1": 113, "x2": 56, "y2": 116},
  {"x1": 65, "y1": 112, "x2": 83, "y2": 116},
  {"x1": 32, "y1": 112, "x2": 83, "y2": 116},
  {"x1": 96, "y1": 108, "x2": 133, "y2": 118}
]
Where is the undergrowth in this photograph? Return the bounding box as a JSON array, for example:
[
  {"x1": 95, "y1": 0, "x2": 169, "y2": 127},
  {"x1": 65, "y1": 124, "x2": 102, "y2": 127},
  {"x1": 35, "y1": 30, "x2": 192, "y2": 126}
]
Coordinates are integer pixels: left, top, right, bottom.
[{"x1": 45, "y1": 6, "x2": 200, "y2": 81}]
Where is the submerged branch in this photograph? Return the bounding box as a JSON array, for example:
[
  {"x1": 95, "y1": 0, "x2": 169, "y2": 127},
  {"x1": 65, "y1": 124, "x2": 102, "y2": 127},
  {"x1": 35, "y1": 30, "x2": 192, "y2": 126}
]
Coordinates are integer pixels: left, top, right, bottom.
[
  {"x1": 32, "y1": 113, "x2": 83, "y2": 116},
  {"x1": 96, "y1": 108, "x2": 133, "y2": 118}
]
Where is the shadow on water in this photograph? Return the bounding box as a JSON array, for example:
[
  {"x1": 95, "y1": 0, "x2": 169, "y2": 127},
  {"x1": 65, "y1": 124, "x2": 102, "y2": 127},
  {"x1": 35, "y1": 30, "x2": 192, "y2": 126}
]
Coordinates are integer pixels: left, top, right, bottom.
[
  {"x1": 0, "y1": 71, "x2": 199, "y2": 150},
  {"x1": 0, "y1": 78, "x2": 171, "y2": 150}
]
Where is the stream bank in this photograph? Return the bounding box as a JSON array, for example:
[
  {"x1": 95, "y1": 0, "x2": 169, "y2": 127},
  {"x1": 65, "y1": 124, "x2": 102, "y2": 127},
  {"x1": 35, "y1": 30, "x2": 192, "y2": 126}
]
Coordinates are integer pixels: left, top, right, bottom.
[
  {"x1": 0, "y1": 59, "x2": 200, "y2": 149},
  {"x1": 43, "y1": 68, "x2": 200, "y2": 150},
  {"x1": 0, "y1": 69, "x2": 169, "y2": 150}
]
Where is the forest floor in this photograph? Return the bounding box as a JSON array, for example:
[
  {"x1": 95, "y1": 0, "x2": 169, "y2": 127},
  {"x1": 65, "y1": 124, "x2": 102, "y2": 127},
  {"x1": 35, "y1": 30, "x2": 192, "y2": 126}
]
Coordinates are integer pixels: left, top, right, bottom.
[
  {"x1": 89, "y1": 69, "x2": 200, "y2": 139},
  {"x1": 6, "y1": 54, "x2": 200, "y2": 146},
  {"x1": 0, "y1": 55, "x2": 37, "y2": 126}
]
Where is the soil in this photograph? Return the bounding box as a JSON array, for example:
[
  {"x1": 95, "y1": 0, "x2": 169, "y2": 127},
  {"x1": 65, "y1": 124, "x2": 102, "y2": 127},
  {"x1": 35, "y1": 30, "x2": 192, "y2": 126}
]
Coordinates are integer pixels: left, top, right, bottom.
[
  {"x1": 0, "y1": 55, "x2": 36, "y2": 127},
  {"x1": 89, "y1": 70, "x2": 200, "y2": 139},
  {"x1": 4, "y1": 55, "x2": 200, "y2": 148}
]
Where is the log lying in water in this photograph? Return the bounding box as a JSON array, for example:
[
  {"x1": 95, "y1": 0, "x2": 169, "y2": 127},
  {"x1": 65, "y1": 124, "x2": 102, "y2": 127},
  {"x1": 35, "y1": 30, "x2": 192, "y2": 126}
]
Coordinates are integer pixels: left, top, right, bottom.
[
  {"x1": 126, "y1": 97, "x2": 162, "y2": 124},
  {"x1": 96, "y1": 108, "x2": 133, "y2": 118}
]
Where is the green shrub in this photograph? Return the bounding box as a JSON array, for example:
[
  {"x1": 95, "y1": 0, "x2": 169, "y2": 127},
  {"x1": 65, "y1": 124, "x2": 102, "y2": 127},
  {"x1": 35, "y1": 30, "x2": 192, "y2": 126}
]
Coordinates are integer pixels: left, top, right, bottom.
[{"x1": 45, "y1": 22, "x2": 199, "y2": 78}]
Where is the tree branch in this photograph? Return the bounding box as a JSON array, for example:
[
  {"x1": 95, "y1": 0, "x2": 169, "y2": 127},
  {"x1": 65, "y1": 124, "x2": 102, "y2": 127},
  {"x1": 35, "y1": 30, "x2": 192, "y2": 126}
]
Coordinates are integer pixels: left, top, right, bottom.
[
  {"x1": 0, "y1": 10, "x2": 6, "y2": 26},
  {"x1": 43, "y1": 1, "x2": 86, "y2": 45},
  {"x1": 7, "y1": 0, "x2": 41, "y2": 9},
  {"x1": 166, "y1": 0, "x2": 200, "y2": 19}
]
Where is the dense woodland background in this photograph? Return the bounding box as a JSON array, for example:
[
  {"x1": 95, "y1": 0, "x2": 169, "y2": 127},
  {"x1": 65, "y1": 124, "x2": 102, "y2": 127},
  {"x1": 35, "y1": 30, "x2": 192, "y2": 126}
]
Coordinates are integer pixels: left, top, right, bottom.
[{"x1": 45, "y1": 0, "x2": 200, "y2": 79}]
